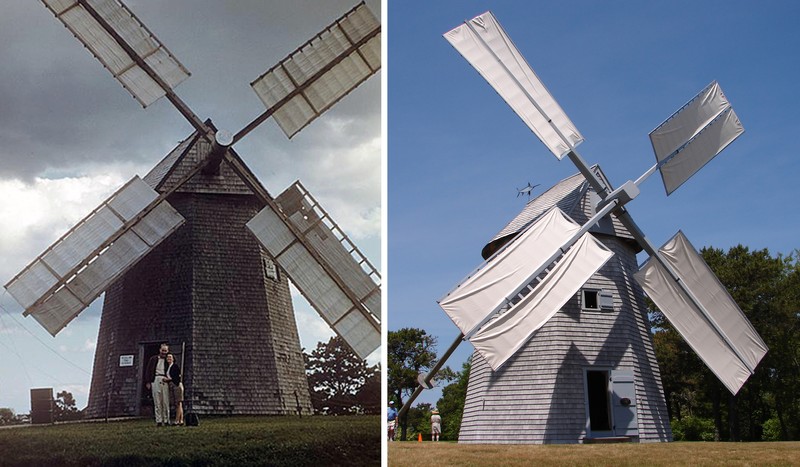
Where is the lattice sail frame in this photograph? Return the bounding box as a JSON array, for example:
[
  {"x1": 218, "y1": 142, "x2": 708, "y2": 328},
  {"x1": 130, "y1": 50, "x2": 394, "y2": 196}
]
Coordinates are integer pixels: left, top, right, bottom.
[
  {"x1": 42, "y1": 0, "x2": 190, "y2": 107},
  {"x1": 4, "y1": 177, "x2": 184, "y2": 335},
  {"x1": 246, "y1": 181, "x2": 380, "y2": 360},
  {"x1": 251, "y1": 2, "x2": 381, "y2": 138}
]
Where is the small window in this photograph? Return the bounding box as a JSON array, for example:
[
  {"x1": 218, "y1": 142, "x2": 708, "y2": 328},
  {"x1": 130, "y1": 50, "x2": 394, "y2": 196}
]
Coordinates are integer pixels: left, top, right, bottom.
[
  {"x1": 263, "y1": 257, "x2": 279, "y2": 281},
  {"x1": 582, "y1": 289, "x2": 600, "y2": 311},
  {"x1": 582, "y1": 289, "x2": 614, "y2": 311}
]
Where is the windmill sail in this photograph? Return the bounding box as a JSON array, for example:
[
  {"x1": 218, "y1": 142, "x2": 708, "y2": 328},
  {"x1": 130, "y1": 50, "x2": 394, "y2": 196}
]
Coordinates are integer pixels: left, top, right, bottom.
[
  {"x1": 250, "y1": 2, "x2": 381, "y2": 139},
  {"x1": 649, "y1": 81, "x2": 744, "y2": 195},
  {"x1": 42, "y1": 0, "x2": 190, "y2": 107},
  {"x1": 469, "y1": 232, "x2": 614, "y2": 370},
  {"x1": 274, "y1": 182, "x2": 381, "y2": 319},
  {"x1": 4, "y1": 176, "x2": 185, "y2": 335},
  {"x1": 444, "y1": 11, "x2": 583, "y2": 159},
  {"x1": 246, "y1": 182, "x2": 380, "y2": 360},
  {"x1": 438, "y1": 207, "x2": 580, "y2": 336},
  {"x1": 634, "y1": 231, "x2": 768, "y2": 394}
]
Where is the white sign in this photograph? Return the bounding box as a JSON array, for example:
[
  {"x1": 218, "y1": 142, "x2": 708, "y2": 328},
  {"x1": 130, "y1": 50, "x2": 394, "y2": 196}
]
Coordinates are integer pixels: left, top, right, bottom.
[{"x1": 119, "y1": 355, "x2": 134, "y2": 367}]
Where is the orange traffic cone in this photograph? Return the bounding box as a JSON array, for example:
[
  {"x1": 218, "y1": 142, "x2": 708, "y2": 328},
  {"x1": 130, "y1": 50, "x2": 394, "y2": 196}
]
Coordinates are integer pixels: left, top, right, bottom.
[{"x1": 418, "y1": 433, "x2": 422, "y2": 442}]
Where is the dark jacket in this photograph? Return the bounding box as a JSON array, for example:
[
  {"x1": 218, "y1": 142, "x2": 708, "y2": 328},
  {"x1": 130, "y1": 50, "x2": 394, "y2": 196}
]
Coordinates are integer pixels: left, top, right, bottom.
[
  {"x1": 167, "y1": 362, "x2": 182, "y2": 385},
  {"x1": 145, "y1": 355, "x2": 167, "y2": 383}
]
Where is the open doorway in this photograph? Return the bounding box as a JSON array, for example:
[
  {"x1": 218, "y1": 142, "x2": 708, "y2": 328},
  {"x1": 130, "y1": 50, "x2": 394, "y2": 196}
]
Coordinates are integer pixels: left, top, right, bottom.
[
  {"x1": 584, "y1": 368, "x2": 639, "y2": 438},
  {"x1": 585, "y1": 370, "x2": 612, "y2": 433}
]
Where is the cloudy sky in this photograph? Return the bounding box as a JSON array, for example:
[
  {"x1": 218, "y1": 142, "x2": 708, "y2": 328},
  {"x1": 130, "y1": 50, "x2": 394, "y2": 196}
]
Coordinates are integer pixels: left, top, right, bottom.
[
  {"x1": 0, "y1": 0, "x2": 381, "y2": 414},
  {"x1": 389, "y1": 0, "x2": 800, "y2": 407}
]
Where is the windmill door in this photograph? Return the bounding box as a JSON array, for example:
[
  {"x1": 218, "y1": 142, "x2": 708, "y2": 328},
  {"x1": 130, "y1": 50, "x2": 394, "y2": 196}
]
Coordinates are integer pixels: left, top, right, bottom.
[
  {"x1": 609, "y1": 370, "x2": 638, "y2": 437},
  {"x1": 584, "y1": 369, "x2": 639, "y2": 438}
]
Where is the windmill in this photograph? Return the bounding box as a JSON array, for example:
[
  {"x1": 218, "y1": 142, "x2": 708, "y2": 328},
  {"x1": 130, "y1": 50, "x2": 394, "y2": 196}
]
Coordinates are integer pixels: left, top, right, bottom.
[
  {"x1": 400, "y1": 11, "x2": 767, "y2": 443},
  {"x1": 3, "y1": 0, "x2": 381, "y2": 418}
]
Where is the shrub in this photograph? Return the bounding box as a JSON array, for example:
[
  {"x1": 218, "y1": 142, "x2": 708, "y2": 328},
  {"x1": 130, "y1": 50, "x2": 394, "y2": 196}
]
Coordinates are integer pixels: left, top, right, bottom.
[
  {"x1": 762, "y1": 417, "x2": 782, "y2": 441},
  {"x1": 672, "y1": 416, "x2": 715, "y2": 441}
]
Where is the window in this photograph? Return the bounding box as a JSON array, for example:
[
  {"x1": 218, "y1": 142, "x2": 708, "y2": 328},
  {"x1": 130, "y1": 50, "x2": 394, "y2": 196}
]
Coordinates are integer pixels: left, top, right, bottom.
[
  {"x1": 582, "y1": 289, "x2": 614, "y2": 311},
  {"x1": 582, "y1": 289, "x2": 600, "y2": 311}
]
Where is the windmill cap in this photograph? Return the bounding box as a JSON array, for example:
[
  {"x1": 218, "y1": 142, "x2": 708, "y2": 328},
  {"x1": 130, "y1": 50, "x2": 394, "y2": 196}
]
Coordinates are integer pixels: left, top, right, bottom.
[{"x1": 432, "y1": 409, "x2": 439, "y2": 414}]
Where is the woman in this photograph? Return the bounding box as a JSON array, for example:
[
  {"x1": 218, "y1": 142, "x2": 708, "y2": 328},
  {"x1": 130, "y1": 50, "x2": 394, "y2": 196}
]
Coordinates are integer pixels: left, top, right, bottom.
[
  {"x1": 430, "y1": 408, "x2": 442, "y2": 442},
  {"x1": 164, "y1": 353, "x2": 184, "y2": 426}
]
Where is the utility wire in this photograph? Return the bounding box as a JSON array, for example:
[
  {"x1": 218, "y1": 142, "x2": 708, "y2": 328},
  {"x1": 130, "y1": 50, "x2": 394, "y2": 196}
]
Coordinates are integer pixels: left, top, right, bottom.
[
  {"x1": 0, "y1": 291, "x2": 91, "y2": 376},
  {"x1": 0, "y1": 310, "x2": 33, "y2": 387}
]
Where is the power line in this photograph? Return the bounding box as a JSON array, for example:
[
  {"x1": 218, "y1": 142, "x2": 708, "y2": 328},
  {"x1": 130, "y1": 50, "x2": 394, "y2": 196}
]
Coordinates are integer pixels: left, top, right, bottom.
[
  {"x1": 0, "y1": 310, "x2": 33, "y2": 387},
  {"x1": 0, "y1": 292, "x2": 91, "y2": 376}
]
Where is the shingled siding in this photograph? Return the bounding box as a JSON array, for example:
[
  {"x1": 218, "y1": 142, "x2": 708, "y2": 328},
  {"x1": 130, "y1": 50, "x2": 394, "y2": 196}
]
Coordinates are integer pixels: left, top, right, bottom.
[
  {"x1": 459, "y1": 234, "x2": 672, "y2": 443},
  {"x1": 86, "y1": 137, "x2": 312, "y2": 418},
  {"x1": 188, "y1": 192, "x2": 311, "y2": 415}
]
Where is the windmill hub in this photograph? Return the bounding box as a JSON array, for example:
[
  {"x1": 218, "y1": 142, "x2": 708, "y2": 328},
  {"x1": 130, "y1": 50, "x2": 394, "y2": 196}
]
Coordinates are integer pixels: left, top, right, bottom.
[
  {"x1": 214, "y1": 129, "x2": 234, "y2": 147},
  {"x1": 596, "y1": 180, "x2": 639, "y2": 212}
]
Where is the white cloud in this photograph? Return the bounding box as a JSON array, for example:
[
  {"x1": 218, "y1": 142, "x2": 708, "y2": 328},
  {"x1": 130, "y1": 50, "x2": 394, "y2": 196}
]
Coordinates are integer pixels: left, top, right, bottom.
[{"x1": 0, "y1": 169, "x2": 139, "y2": 282}]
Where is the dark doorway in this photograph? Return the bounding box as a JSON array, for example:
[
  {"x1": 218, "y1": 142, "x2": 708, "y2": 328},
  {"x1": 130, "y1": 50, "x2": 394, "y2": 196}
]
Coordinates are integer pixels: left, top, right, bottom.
[{"x1": 586, "y1": 370, "x2": 611, "y2": 432}]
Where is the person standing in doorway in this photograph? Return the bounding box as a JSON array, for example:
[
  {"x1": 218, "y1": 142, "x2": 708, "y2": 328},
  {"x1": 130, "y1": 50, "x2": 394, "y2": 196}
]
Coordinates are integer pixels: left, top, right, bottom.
[
  {"x1": 431, "y1": 408, "x2": 442, "y2": 441},
  {"x1": 145, "y1": 343, "x2": 171, "y2": 426}
]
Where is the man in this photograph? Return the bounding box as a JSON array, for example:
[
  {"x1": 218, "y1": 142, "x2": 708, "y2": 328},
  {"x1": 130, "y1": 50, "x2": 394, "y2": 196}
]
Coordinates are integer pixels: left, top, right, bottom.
[
  {"x1": 387, "y1": 401, "x2": 398, "y2": 441},
  {"x1": 145, "y1": 343, "x2": 171, "y2": 426}
]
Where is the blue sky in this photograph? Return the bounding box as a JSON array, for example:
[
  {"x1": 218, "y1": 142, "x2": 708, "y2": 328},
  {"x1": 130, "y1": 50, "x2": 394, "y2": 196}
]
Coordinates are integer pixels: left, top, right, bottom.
[
  {"x1": 0, "y1": 0, "x2": 380, "y2": 415},
  {"x1": 388, "y1": 1, "x2": 800, "y2": 407}
]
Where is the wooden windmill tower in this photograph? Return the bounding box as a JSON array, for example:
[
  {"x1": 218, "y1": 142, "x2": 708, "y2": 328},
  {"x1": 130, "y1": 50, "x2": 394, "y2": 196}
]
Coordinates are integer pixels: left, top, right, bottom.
[
  {"x1": 401, "y1": 11, "x2": 768, "y2": 444},
  {"x1": 4, "y1": 0, "x2": 381, "y2": 418},
  {"x1": 458, "y1": 169, "x2": 671, "y2": 443}
]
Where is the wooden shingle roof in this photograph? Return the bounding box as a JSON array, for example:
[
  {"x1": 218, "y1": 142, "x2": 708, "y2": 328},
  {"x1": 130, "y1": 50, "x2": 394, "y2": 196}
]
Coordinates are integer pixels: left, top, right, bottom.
[{"x1": 142, "y1": 124, "x2": 273, "y2": 198}]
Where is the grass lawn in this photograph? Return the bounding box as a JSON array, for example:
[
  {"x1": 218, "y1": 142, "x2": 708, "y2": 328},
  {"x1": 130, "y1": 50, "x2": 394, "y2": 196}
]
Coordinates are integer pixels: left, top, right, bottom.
[
  {"x1": 388, "y1": 440, "x2": 800, "y2": 466},
  {"x1": 0, "y1": 415, "x2": 378, "y2": 466}
]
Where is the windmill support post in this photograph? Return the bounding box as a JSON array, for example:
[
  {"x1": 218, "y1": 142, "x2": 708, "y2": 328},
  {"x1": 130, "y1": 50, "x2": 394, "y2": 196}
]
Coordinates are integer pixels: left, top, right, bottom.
[{"x1": 398, "y1": 333, "x2": 463, "y2": 419}]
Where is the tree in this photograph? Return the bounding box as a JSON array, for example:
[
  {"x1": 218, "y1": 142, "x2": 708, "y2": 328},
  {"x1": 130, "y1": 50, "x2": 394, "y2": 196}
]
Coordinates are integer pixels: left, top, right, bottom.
[
  {"x1": 436, "y1": 359, "x2": 471, "y2": 441},
  {"x1": 53, "y1": 391, "x2": 82, "y2": 422},
  {"x1": 403, "y1": 402, "x2": 432, "y2": 441},
  {"x1": 0, "y1": 408, "x2": 14, "y2": 425},
  {"x1": 387, "y1": 327, "x2": 441, "y2": 440},
  {"x1": 355, "y1": 368, "x2": 381, "y2": 415},
  {"x1": 650, "y1": 245, "x2": 800, "y2": 441},
  {"x1": 304, "y1": 336, "x2": 378, "y2": 415}
]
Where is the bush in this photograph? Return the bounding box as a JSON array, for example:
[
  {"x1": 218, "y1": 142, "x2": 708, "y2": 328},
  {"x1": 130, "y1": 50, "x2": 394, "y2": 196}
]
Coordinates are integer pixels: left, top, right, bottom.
[
  {"x1": 672, "y1": 416, "x2": 715, "y2": 441},
  {"x1": 762, "y1": 417, "x2": 782, "y2": 441}
]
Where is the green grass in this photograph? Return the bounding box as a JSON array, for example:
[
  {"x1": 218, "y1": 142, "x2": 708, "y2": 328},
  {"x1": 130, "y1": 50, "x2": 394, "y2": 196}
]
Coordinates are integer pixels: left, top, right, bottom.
[
  {"x1": 0, "y1": 415, "x2": 379, "y2": 466},
  {"x1": 388, "y1": 441, "x2": 800, "y2": 466}
]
